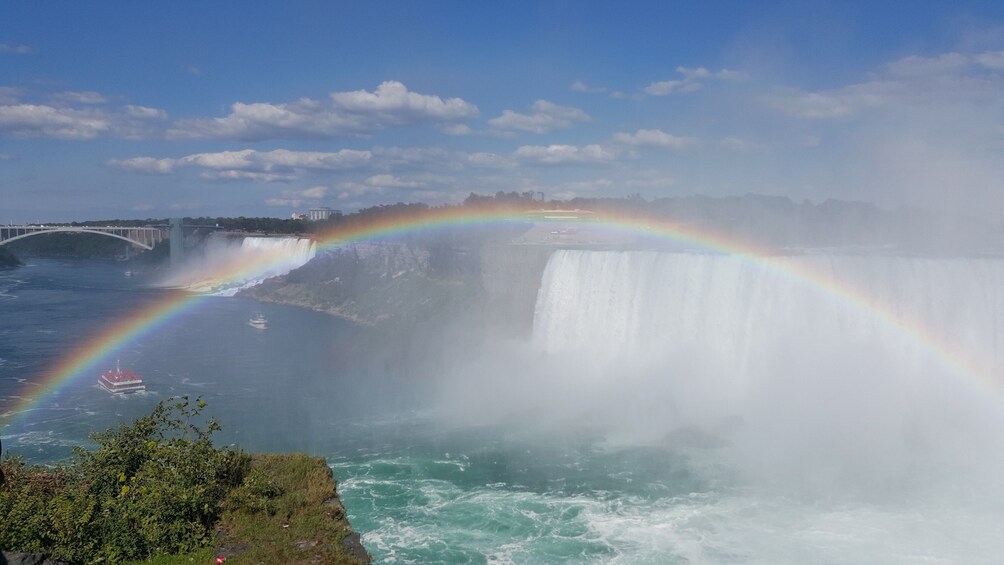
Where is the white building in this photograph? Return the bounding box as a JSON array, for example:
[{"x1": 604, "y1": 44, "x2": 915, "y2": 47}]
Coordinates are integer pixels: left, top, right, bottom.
[{"x1": 307, "y1": 207, "x2": 336, "y2": 221}]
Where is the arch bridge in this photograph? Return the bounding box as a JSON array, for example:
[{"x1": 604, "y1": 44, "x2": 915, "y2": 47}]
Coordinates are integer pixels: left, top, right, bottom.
[{"x1": 0, "y1": 225, "x2": 169, "y2": 250}]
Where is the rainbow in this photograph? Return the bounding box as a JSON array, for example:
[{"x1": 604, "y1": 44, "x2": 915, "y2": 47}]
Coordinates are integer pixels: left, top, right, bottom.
[{"x1": 2, "y1": 206, "x2": 1001, "y2": 427}]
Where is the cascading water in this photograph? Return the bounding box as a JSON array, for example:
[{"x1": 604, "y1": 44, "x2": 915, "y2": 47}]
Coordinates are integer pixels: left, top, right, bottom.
[
  {"x1": 159, "y1": 236, "x2": 316, "y2": 295},
  {"x1": 530, "y1": 249, "x2": 1004, "y2": 482}
]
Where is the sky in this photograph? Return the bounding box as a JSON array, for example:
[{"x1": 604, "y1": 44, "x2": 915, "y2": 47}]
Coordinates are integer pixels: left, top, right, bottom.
[{"x1": 3, "y1": 1, "x2": 1004, "y2": 222}]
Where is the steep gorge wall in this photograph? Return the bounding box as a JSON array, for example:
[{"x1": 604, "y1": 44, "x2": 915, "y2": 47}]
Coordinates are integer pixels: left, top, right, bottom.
[{"x1": 241, "y1": 241, "x2": 554, "y2": 333}]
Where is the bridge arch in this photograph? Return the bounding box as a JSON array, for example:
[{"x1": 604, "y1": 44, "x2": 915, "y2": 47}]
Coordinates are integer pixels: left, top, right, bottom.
[{"x1": 0, "y1": 228, "x2": 159, "y2": 250}]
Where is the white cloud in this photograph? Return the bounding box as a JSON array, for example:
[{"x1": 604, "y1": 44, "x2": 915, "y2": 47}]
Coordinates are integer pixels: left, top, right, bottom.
[
  {"x1": 441, "y1": 123, "x2": 474, "y2": 136},
  {"x1": 248, "y1": 148, "x2": 372, "y2": 170},
  {"x1": 108, "y1": 157, "x2": 177, "y2": 174},
  {"x1": 0, "y1": 43, "x2": 31, "y2": 54},
  {"x1": 200, "y1": 170, "x2": 296, "y2": 182},
  {"x1": 0, "y1": 96, "x2": 167, "y2": 140},
  {"x1": 488, "y1": 100, "x2": 590, "y2": 134},
  {"x1": 514, "y1": 144, "x2": 617, "y2": 164},
  {"x1": 465, "y1": 152, "x2": 515, "y2": 168},
  {"x1": 644, "y1": 80, "x2": 702, "y2": 96},
  {"x1": 677, "y1": 66, "x2": 748, "y2": 81},
  {"x1": 570, "y1": 80, "x2": 607, "y2": 93},
  {"x1": 330, "y1": 81, "x2": 476, "y2": 118},
  {"x1": 124, "y1": 105, "x2": 167, "y2": 120},
  {"x1": 365, "y1": 174, "x2": 423, "y2": 188},
  {"x1": 52, "y1": 91, "x2": 108, "y2": 105},
  {"x1": 612, "y1": 129, "x2": 696, "y2": 148},
  {"x1": 0, "y1": 104, "x2": 113, "y2": 139},
  {"x1": 168, "y1": 81, "x2": 479, "y2": 141},
  {"x1": 109, "y1": 148, "x2": 373, "y2": 181},
  {"x1": 645, "y1": 65, "x2": 747, "y2": 96},
  {"x1": 299, "y1": 186, "x2": 329, "y2": 199}
]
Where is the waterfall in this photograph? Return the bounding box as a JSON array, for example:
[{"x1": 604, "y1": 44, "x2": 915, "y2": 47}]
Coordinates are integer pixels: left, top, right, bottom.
[
  {"x1": 161, "y1": 236, "x2": 316, "y2": 295},
  {"x1": 531, "y1": 250, "x2": 1004, "y2": 429}
]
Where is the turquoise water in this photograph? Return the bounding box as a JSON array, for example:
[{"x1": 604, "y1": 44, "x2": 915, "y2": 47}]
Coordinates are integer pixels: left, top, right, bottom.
[{"x1": 3, "y1": 258, "x2": 1004, "y2": 563}]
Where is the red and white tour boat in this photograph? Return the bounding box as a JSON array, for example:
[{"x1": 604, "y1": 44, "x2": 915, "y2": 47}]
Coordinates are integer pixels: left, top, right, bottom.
[{"x1": 98, "y1": 361, "x2": 146, "y2": 394}]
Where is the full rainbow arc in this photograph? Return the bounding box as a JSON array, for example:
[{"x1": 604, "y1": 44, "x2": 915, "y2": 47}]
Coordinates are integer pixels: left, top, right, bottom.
[{"x1": 2, "y1": 207, "x2": 1001, "y2": 426}]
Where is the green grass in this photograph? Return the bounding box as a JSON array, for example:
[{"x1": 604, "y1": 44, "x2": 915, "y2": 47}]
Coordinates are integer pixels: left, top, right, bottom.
[
  {"x1": 210, "y1": 453, "x2": 368, "y2": 565},
  {"x1": 124, "y1": 453, "x2": 368, "y2": 565}
]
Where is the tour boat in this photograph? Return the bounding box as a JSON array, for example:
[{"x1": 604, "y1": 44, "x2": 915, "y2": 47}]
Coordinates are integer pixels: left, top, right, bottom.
[
  {"x1": 248, "y1": 313, "x2": 268, "y2": 329},
  {"x1": 98, "y1": 362, "x2": 146, "y2": 394}
]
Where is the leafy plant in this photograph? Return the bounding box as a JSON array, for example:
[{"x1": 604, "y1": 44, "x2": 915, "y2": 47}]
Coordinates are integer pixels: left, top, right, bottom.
[{"x1": 0, "y1": 396, "x2": 250, "y2": 564}]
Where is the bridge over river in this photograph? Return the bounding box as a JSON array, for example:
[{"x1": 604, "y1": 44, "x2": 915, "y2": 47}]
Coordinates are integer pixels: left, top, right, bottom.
[{"x1": 0, "y1": 225, "x2": 169, "y2": 250}]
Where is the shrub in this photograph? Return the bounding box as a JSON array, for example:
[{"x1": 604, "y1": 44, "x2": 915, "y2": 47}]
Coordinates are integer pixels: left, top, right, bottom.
[{"x1": 0, "y1": 396, "x2": 250, "y2": 564}]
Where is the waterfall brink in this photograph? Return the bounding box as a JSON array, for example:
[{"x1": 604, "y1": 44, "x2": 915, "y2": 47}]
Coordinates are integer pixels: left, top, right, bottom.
[
  {"x1": 533, "y1": 249, "x2": 1004, "y2": 372},
  {"x1": 529, "y1": 250, "x2": 1004, "y2": 462},
  {"x1": 160, "y1": 236, "x2": 316, "y2": 295}
]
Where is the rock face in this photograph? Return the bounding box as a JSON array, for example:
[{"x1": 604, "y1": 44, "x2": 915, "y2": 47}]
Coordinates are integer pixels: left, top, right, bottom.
[
  {"x1": 241, "y1": 238, "x2": 554, "y2": 335},
  {"x1": 0, "y1": 247, "x2": 22, "y2": 268}
]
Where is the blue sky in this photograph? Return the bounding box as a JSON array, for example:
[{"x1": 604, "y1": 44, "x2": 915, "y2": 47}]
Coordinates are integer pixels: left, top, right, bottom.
[{"x1": 3, "y1": 1, "x2": 1004, "y2": 222}]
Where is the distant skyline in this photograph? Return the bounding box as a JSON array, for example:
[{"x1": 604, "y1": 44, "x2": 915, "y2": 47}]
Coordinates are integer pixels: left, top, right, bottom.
[{"x1": 3, "y1": 1, "x2": 1004, "y2": 222}]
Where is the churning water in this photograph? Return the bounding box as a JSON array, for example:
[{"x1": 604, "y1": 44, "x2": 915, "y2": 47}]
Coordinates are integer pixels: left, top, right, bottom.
[{"x1": 3, "y1": 250, "x2": 1004, "y2": 563}]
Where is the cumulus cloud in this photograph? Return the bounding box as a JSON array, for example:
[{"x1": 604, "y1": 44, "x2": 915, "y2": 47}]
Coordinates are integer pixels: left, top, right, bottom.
[
  {"x1": 465, "y1": 152, "x2": 516, "y2": 168},
  {"x1": 108, "y1": 156, "x2": 177, "y2": 174},
  {"x1": 1, "y1": 104, "x2": 113, "y2": 139},
  {"x1": 514, "y1": 144, "x2": 617, "y2": 164},
  {"x1": 108, "y1": 148, "x2": 373, "y2": 181},
  {"x1": 612, "y1": 129, "x2": 696, "y2": 148},
  {"x1": 645, "y1": 65, "x2": 747, "y2": 96},
  {"x1": 200, "y1": 170, "x2": 296, "y2": 182},
  {"x1": 168, "y1": 81, "x2": 479, "y2": 141},
  {"x1": 365, "y1": 174, "x2": 423, "y2": 188},
  {"x1": 0, "y1": 89, "x2": 166, "y2": 140},
  {"x1": 488, "y1": 100, "x2": 590, "y2": 134}
]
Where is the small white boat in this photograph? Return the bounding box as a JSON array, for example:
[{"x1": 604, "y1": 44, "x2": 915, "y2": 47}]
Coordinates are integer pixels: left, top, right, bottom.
[{"x1": 248, "y1": 313, "x2": 267, "y2": 329}]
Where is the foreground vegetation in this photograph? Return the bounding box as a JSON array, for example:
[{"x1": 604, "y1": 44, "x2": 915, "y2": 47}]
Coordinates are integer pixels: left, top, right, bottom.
[{"x1": 0, "y1": 398, "x2": 367, "y2": 564}]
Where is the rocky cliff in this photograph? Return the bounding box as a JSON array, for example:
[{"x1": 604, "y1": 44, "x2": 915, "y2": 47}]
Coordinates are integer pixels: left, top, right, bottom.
[{"x1": 241, "y1": 229, "x2": 553, "y2": 335}]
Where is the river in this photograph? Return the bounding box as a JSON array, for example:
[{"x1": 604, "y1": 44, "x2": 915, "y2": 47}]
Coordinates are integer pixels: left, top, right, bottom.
[{"x1": 3, "y1": 256, "x2": 1004, "y2": 563}]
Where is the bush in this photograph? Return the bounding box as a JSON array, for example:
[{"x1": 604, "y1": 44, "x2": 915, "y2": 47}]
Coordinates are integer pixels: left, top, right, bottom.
[{"x1": 0, "y1": 396, "x2": 250, "y2": 564}]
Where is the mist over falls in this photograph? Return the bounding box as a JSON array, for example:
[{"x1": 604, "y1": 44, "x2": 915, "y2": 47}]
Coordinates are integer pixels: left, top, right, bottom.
[
  {"x1": 159, "y1": 235, "x2": 316, "y2": 295},
  {"x1": 439, "y1": 249, "x2": 1004, "y2": 497}
]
